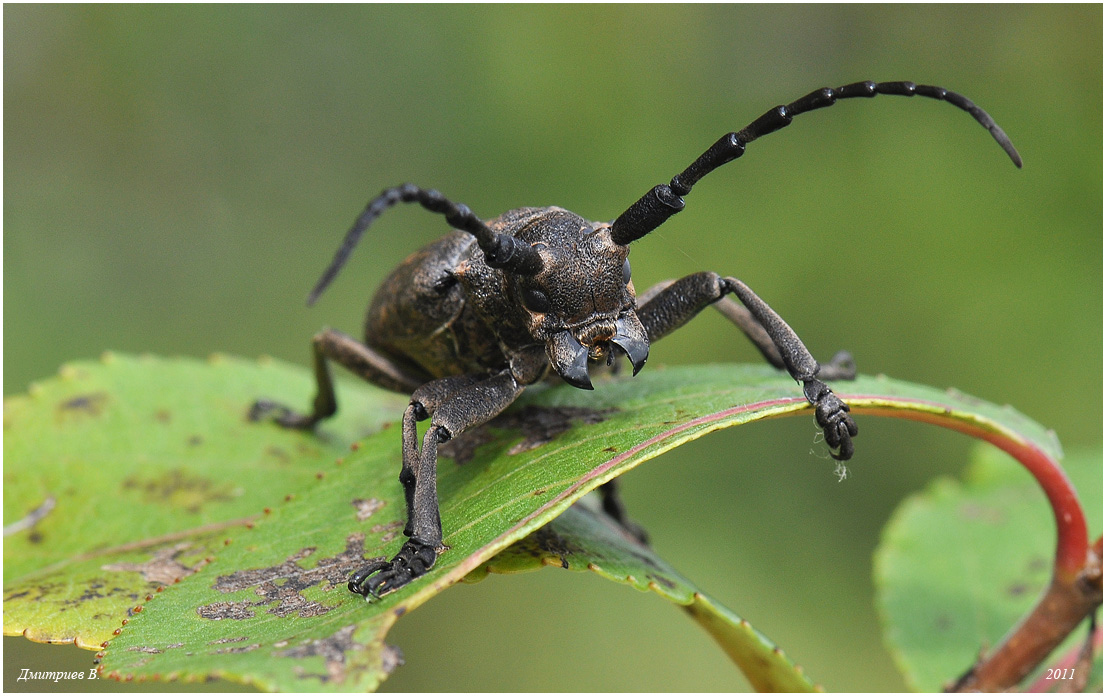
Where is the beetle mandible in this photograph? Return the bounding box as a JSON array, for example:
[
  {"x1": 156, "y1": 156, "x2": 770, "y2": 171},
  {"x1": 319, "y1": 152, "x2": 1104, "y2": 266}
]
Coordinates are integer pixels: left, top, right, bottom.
[{"x1": 251, "y1": 80, "x2": 1021, "y2": 599}]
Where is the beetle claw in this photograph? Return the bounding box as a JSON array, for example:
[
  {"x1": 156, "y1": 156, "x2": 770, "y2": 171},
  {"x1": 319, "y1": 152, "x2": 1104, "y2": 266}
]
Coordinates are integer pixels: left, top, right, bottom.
[
  {"x1": 804, "y1": 381, "x2": 857, "y2": 461},
  {"x1": 349, "y1": 540, "x2": 438, "y2": 599},
  {"x1": 248, "y1": 399, "x2": 317, "y2": 430}
]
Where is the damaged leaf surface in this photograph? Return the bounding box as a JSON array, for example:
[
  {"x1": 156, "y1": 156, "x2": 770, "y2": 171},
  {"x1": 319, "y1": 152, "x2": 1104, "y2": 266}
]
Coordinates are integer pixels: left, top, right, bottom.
[{"x1": 3, "y1": 353, "x2": 405, "y2": 647}]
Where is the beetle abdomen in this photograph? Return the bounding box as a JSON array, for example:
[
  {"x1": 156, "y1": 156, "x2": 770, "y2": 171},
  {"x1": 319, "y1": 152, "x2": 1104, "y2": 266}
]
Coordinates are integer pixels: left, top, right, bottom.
[{"x1": 364, "y1": 231, "x2": 496, "y2": 382}]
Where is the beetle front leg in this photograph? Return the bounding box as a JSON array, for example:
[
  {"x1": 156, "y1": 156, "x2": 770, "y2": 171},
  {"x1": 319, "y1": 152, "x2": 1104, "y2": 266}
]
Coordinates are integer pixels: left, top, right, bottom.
[
  {"x1": 636, "y1": 272, "x2": 858, "y2": 460},
  {"x1": 350, "y1": 371, "x2": 525, "y2": 598},
  {"x1": 636, "y1": 279, "x2": 856, "y2": 381},
  {"x1": 711, "y1": 296, "x2": 857, "y2": 381},
  {"x1": 398, "y1": 375, "x2": 479, "y2": 538}
]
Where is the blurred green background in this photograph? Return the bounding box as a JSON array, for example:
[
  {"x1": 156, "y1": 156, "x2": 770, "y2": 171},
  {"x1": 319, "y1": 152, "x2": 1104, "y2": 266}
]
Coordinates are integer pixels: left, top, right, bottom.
[{"x1": 4, "y1": 4, "x2": 1100, "y2": 692}]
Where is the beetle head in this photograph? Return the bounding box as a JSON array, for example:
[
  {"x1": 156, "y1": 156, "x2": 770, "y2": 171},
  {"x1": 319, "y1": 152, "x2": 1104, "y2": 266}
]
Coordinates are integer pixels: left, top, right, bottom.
[{"x1": 509, "y1": 209, "x2": 648, "y2": 389}]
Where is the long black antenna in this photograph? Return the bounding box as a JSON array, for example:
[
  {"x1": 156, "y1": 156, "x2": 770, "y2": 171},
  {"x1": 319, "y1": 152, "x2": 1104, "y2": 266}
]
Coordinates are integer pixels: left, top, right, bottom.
[
  {"x1": 307, "y1": 184, "x2": 543, "y2": 305},
  {"x1": 611, "y1": 81, "x2": 1022, "y2": 246}
]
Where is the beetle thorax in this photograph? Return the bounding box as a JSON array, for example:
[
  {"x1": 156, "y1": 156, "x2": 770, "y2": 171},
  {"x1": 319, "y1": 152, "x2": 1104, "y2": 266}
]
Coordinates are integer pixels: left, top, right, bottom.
[{"x1": 501, "y1": 207, "x2": 648, "y2": 389}]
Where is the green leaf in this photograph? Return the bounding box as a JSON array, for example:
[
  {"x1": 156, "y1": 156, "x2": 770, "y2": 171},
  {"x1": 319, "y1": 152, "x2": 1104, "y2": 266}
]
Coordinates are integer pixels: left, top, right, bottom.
[
  {"x1": 5, "y1": 353, "x2": 1068, "y2": 690},
  {"x1": 3, "y1": 353, "x2": 406, "y2": 647},
  {"x1": 875, "y1": 445, "x2": 1102, "y2": 691},
  {"x1": 466, "y1": 497, "x2": 819, "y2": 691}
]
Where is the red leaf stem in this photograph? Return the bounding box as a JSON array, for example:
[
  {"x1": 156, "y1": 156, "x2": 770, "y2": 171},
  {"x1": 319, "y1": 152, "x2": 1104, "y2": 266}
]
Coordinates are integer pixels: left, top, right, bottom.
[
  {"x1": 842, "y1": 397, "x2": 1099, "y2": 692},
  {"x1": 857, "y1": 403, "x2": 1088, "y2": 581}
]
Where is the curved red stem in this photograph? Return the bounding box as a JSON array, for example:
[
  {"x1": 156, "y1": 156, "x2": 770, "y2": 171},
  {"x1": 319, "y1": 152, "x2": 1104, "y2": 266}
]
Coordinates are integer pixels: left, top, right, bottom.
[
  {"x1": 859, "y1": 405, "x2": 1088, "y2": 581},
  {"x1": 851, "y1": 401, "x2": 1099, "y2": 692}
]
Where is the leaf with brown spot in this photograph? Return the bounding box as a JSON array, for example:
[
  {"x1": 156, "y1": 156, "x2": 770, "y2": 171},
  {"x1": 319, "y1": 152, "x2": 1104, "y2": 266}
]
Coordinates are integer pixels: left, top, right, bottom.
[
  {"x1": 876, "y1": 446, "x2": 1102, "y2": 691},
  {"x1": 4, "y1": 354, "x2": 404, "y2": 648},
  {"x1": 6, "y1": 355, "x2": 1079, "y2": 691},
  {"x1": 5, "y1": 528, "x2": 227, "y2": 647}
]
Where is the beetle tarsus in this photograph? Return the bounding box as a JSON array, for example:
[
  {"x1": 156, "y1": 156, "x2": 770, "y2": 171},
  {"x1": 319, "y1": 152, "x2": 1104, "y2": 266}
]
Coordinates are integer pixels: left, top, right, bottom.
[
  {"x1": 805, "y1": 379, "x2": 858, "y2": 461},
  {"x1": 349, "y1": 540, "x2": 438, "y2": 598},
  {"x1": 247, "y1": 399, "x2": 318, "y2": 430}
]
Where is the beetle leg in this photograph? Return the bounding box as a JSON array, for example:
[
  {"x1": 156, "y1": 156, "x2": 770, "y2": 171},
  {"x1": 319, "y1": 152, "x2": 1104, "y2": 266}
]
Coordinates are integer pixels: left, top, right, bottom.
[
  {"x1": 249, "y1": 328, "x2": 426, "y2": 429},
  {"x1": 399, "y1": 375, "x2": 480, "y2": 536},
  {"x1": 636, "y1": 279, "x2": 856, "y2": 381},
  {"x1": 711, "y1": 296, "x2": 856, "y2": 381},
  {"x1": 349, "y1": 370, "x2": 525, "y2": 598},
  {"x1": 636, "y1": 272, "x2": 858, "y2": 460},
  {"x1": 598, "y1": 479, "x2": 649, "y2": 545}
]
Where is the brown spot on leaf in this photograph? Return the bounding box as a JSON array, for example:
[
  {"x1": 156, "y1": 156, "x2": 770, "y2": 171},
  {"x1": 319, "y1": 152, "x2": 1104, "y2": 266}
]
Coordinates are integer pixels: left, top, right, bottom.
[
  {"x1": 154, "y1": 409, "x2": 172, "y2": 423},
  {"x1": 126, "y1": 646, "x2": 163, "y2": 654},
  {"x1": 438, "y1": 427, "x2": 497, "y2": 465},
  {"x1": 187, "y1": 435, "x2": 203, "y2": 447},
  {"x1": 102, "y1": 542, "x2": 198, "y2": 585},
  {"x1": 121, "y1": 469, "x2": 236, "y2": 513},
  {"x1": 209, "y1": 636, "x2": 249, "y2": 645},
  {"x1": 381, "y1": 644, "x2": 405, "y2": 675},
  {"x1": 626, "y1": 547, "x2": 665, "y2": 573},
  {"x1": 1007, "y1": 582, "x2": 1030, "y2": 597},
  {"x1": 69, "y1": 585, "x2": 108, "y2": 605},
  {"x1": 197, "y1": 600, "x2": 256, "y2": 621},
  {"x1": 266, "y1": 446, "x2": 290, "y2": 463},
  {"x1": 197, "y1": 534, "x2": 369, "y2": 620},
  {"x1": 352, "y1": 498, "x2": 386, "y2": 522},
  {"x1": 277, "y1": 625, "x2": 372, "y2": 683},
  {"x1": 369, "y1": 521, "x2": 404, "y2": 544},
  {"x1": 506, "y1": 405, "x2": 613, "y2": 454},
  {"x1": 57, "y1": 392, "x2": 108, "y2": 419}
]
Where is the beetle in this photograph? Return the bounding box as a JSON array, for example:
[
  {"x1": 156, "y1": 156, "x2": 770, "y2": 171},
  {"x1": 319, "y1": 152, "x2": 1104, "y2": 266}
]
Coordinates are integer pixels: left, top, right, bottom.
[{"x1": 251, "y1": 80, "x2": 1020, "y2": 599}]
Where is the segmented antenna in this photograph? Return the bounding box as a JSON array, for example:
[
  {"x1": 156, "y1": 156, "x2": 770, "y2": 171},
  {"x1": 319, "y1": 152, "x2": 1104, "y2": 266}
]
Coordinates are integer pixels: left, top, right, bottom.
[
  {"x1": 611, "y1": 81, "x2": 1022, "y2": 246},
  {"x1": 308, "y1": 184, "x2": 543, "y2": 305}
]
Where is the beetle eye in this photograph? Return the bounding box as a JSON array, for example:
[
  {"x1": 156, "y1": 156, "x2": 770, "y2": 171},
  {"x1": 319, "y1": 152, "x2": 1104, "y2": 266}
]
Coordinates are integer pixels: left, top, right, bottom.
[
  {"x1": 622, "y1": 258, "x2": 632, "y2": 285},
  {"x1": 522, "y1": 287, "x2": 551, "y2": 313}
]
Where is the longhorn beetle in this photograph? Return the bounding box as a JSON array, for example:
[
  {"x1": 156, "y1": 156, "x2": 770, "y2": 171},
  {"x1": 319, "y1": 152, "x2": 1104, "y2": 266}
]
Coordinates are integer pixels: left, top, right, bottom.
[{"x1": 251, "y1": 80, "x2": 1021, "y2": 599}]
